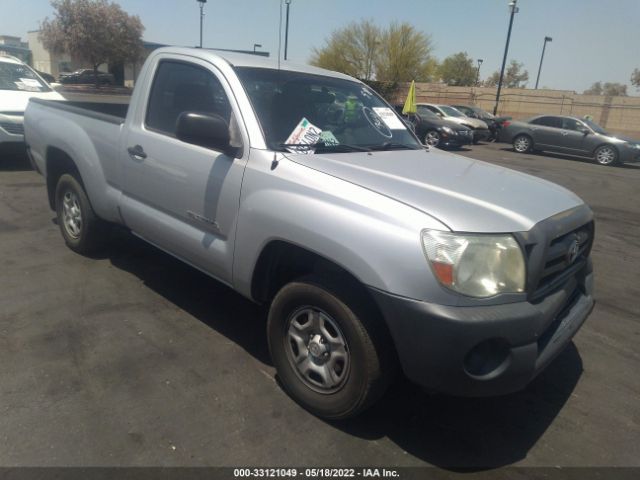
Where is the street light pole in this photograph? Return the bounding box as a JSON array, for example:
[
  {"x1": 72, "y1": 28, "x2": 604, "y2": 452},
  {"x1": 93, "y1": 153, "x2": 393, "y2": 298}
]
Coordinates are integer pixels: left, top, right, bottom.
[
  {"x1": 535, "y1": 36, "x2": 553, "y2": 89},
  {"x1": 493, "y1": 0, "x2": 519, "y2": 115},
  {"x1": 476, "y1": 58, "x2": 483, "y2": 86},
  {"x1": 197, "y1": 0, "x2": 207, "y2": 48},
  {"x1": 284, "y1": 0, "x2": 292, "y2": 60}
]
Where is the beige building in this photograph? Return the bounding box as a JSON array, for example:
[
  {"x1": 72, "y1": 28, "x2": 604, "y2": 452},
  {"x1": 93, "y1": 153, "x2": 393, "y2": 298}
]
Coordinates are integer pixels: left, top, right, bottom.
[{"x1": 27, "y1": 30, "x2": 82, "y2": 79}]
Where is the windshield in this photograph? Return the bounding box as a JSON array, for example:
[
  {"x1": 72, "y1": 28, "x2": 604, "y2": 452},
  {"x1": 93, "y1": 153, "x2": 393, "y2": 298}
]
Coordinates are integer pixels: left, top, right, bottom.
[
  {"x1": 416, "y1": 105, "x2": 439, "y2": 119},
  {"x1": 0, "y1": 62, "x2": 51, "y2": 92},
  {"x1": 439, "y1": 106, "x2": 465, "y2": 118},
  {"x1": 234, "y1": 67, "x2": 422, "y2": 153},
  {"x1": 583, "y1": 118, "x2": 608, "y2": 135}
]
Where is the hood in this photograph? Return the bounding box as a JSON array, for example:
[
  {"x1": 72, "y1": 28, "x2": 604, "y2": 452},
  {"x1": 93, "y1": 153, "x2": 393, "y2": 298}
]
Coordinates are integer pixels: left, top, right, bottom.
[
  {"x1": 287, "y1": 148, "x2": 584, "y2": 233},
  {"x1": 446, "y1": 116, "x2": 488, "y2": 129},
  {"x1": 420, "y1": 115, "x2": 468, "y2": 130},
  {"x1": 607, "y1": 133, "x2": 639, "y2": 144},
  {"x1": 0, "y1": 90, "x2": 64, "y2": 114}
]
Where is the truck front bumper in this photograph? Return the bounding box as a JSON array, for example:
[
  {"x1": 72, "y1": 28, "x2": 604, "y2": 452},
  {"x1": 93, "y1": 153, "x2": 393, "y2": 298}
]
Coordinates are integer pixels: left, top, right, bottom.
[{"x1": 369, "y1": 266, "x2": 594, "y2": 397}]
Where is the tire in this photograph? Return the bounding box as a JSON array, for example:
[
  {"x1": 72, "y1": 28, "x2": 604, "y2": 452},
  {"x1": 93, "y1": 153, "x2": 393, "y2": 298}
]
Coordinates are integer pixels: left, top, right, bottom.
[
  {"x1": 513, "y1": 134, "x2": 532, "y2": 153},
  {"x1": 55, "y1": 173, "x2": 106, "y2": 254},
  {"x1": 267, "y1": 276, "x2": 393, "y2": 420},
  {"x1": 424, "y1": 130, "x2": 441, "y2": 147},
  {"x1": 594, "y1": 144, "x2": 619, "y2": 166}
]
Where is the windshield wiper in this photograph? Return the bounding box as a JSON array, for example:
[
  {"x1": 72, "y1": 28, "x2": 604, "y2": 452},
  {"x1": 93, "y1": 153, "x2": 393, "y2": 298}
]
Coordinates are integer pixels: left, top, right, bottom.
[
  {"x1": 367, "y1": 142, "x2": 422, "y2": 151},
  {"x1": 279, "y1": 142, "x2": 371, "y2": 153}
]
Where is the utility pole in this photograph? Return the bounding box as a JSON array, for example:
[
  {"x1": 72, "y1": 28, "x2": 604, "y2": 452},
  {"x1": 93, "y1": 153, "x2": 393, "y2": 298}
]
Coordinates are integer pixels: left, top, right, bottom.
[
  {"x1": 535, "y1": 36, "x2": 553, "y2": 89},
  {"x1": 493, "y1": 0, "x2": 519, "y2": 115},
  {"x1": 476, "y1": 59, "x2": 483, "y2": 86},
  {"x1": 197, "y1": 0, "x2": 207, "y2": 48}
]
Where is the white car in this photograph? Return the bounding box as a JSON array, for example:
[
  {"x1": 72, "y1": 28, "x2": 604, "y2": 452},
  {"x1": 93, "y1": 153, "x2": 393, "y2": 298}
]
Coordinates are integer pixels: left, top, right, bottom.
[
  {"x1": 0, "y1": 54, "x2": 64, "y2": 147},
  {"x1": 417, "y1": 103, "x2": 490, "y2": 143}
]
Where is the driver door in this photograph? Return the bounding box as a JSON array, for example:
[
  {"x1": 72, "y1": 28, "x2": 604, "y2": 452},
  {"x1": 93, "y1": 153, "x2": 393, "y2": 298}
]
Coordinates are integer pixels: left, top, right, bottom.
[{"x1": 120, "y1": 57, "x2": 248, "y2": 284}]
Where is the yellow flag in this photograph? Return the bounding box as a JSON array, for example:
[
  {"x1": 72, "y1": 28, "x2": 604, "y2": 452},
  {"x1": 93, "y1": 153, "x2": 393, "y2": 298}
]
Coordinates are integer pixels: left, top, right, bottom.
[{"x1": 402, "y1": 80, "x2": 417, "y2": 115}]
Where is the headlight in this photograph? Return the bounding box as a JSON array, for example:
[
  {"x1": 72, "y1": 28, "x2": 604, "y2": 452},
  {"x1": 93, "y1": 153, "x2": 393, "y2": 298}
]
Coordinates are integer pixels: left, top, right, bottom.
[
  {"x1": 421, "y1": 229, "x2": 526, "y2": 298},
  {"x1": 441, "y1": 126, "x2": 454, "y2": 134},
  {"x1": 629, "y1": 143, "x2": 640, "y2": 150}
]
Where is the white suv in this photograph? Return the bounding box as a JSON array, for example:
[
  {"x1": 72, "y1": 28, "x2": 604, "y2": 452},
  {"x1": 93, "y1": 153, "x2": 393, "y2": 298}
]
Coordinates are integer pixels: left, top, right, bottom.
[{"x1": 0, "y1": 54, "x2": 64, "y2": 147}]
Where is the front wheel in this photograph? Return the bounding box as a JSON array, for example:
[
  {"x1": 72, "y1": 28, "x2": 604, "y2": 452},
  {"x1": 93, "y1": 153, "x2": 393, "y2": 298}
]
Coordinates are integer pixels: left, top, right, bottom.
[
  {"x1": 424, "y1": 130, "x2": 441, "y2": 147},
  {"x1": 513, "y1": 134, "x2": 532, "y2": 153},
  {"x1": 594, "y1": 145, "x2": 619, "y2": 166},
  {"x1": 55, "y1": 173, "x2": 106, "y2": 254},
  {"x1": 267, "y1": 277, "x2": 393, "y2": 419}
]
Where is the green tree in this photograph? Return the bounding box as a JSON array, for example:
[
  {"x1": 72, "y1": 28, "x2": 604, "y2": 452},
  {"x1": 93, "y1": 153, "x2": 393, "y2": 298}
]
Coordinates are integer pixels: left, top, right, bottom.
[
  {"x1": 584, "y1": 81, "x2": 627, "y2": 96},
  {"x1": 40, "y1": 0, "x2": 144, "y2": 87},
  {"x1": 375, "y1": 22, "x2": 437, "y2": 82},
  {"x1": 485, "y1": 60, "x2": 529, "y2": 88},
  {"x1": 310, "y1": 20, "x2": 381, "y2": 80},
  {"x1": 311, "y1": 21, "x2": 436, "y2": 82},
  {"x1": 438, "y1": 52, "x2": 477, "y2": 86},
  {"x1": 632, "y1": 69, "x2": 640, "y2": 90}
]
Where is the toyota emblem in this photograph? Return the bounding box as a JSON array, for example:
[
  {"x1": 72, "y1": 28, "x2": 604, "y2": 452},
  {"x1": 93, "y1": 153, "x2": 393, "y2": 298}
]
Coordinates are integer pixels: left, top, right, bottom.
[{"x1": 566, "y1": 239, "x2": 580, "y2": 264}]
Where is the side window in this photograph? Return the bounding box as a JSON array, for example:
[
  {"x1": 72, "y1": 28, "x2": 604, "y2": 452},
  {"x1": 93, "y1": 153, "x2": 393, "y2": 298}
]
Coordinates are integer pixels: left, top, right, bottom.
[
  {"x1": 562, "y1": 118, "x2": 584, "y2": 131},
  {"x1": 531, "y1": 116, "x2": 562, "y2": 128},
  {"x1": 417, "y1": 105, "x2": 431, "y2": 116},
  {"x1": 145, "y1": 60, "x2": 231, "y2": 136},
  {"x1": 426, "y1": 105, "x2": 439, "y2": 114}
]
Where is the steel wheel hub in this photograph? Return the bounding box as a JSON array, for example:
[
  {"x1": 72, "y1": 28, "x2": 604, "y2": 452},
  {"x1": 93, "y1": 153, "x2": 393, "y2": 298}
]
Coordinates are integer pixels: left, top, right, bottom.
[
  {"x1": 285, "y1": 307, "x2": 350, "y2": 393},
  {"x1": 62, "y1": 190, "x2": 82, "y2": 239}
]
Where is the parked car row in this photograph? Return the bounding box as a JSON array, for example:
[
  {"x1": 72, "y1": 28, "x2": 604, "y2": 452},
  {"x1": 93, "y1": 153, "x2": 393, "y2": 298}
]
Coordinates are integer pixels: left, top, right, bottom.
[
  {"x1": 394, "y1": 103, "x2": 509, "y2": 149},
  {"x1": 500, "y1": 115, "x2": 640, "y2": 166},
  {"x1": 58, "y1": 68, "x2": 115, "y2": 85}
]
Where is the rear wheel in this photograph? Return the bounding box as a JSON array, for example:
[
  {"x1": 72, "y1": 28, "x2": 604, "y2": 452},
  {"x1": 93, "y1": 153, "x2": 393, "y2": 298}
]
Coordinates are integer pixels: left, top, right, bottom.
[
  {"x1": 594, "y1": 145, "x2": 619, "y2": 166},
  {"x1": 55, "y1": 174, "x2": 106, "y2": 254},
  {"x1": 267, "y1": 277, "x2": 393, "y2": 419},
  {"x1": 513, "y1": 134, "x2": 532, "y2": 153},
  {"x1": 424, "y1": 130, "x2": 441, "y2": 147}
]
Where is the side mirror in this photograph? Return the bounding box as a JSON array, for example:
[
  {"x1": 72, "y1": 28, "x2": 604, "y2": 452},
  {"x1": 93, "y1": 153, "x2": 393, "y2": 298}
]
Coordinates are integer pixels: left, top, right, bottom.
[
  {"x1": 577, "y1": 126, "x2": 590, "y2": 135},
  {"x1": 176, "y1": 111, "x2": 234, "y2": 153}
]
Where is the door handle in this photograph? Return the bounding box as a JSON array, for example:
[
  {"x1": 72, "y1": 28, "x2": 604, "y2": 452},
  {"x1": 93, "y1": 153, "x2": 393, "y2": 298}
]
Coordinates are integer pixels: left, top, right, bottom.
[
  {"x1": 127, "y1": 145, "x2": 147, "y2": 160},
  {"x1": 561, "y1": 131, "x2": 569, "y2": 136}
]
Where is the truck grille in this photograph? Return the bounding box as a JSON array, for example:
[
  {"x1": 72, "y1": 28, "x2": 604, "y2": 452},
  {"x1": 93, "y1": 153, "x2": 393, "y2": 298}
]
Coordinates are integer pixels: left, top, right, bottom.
[
  {"x1": 0, "y1": 122, "x2": 24, "y2": 135},
  {"x1": 530, "y1": 221, "x2": 594, "y2": 301}
]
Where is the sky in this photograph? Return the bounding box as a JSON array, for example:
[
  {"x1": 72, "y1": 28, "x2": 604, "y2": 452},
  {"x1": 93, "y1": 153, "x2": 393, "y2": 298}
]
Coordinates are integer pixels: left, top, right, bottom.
[{"x1": 2, "y1": 0, "x2": 639, "y2": 94}]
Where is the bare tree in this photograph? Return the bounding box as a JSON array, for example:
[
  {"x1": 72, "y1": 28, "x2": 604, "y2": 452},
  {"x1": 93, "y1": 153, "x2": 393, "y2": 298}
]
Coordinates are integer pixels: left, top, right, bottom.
[
  {"x1": 375, "y1": 22, "x2": 437, "y2": 83},
  {"x1": 310, "y1": 21, "x2": 436, "y2": 83},
  {"x1": 310, "y1": 20, "x2": 381, "y2": 81},
  {"x1": 40, "y1": 0, "x2": 144, "y2": 87}
]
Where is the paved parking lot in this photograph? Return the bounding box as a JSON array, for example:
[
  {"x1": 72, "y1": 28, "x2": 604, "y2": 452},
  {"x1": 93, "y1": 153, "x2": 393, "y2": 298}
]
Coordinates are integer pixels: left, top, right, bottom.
[{"x1": 0, "y1": 142, "x2": 638, "y2": 470}]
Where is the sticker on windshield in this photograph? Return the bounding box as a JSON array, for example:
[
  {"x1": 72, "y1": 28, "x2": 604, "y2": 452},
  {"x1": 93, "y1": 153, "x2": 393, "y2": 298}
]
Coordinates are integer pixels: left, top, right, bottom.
[
  {"x1": 20, "y1": 78, "x2": 42, "y2": 89},
  {"x1": 14, "y1": 81, "x2": 40, "y2": 92},
  {"x1": 284, "y1": 117, "x2": 322, "y2": 154},
  {"x1": 362, "y1": 107, "x2": 393, "y2": 138},
  {"x1": 319, "y1": 131, "x2": 339, "y2": 146},
  {"x1": 372, "y1": 107, "x2": 406, "y2": 130}
]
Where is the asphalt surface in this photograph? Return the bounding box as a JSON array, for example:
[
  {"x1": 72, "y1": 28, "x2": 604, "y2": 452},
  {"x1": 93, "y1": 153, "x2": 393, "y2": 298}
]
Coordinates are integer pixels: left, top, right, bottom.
[{"x1": 0, "y1": 142, "x2": 638, "y2": 470}]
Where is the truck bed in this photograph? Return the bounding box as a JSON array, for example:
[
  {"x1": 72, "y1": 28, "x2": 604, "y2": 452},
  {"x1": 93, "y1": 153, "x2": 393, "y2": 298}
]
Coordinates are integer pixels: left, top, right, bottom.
[{"x1": 29, "y1": 98, "x2": 129, "y2": 124}]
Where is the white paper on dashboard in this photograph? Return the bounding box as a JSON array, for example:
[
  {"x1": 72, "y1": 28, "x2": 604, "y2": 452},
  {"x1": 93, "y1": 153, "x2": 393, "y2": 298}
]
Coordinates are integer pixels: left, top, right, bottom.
[{"x1": 372, "y1": 107, "x2": 406, "y2": 130}]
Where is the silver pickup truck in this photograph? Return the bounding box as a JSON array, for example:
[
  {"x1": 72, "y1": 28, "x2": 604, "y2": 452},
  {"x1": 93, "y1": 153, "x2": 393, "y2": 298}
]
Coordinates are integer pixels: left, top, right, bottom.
[{"x1": 24, "y1": 47, "x2": 595, "y2": 419}]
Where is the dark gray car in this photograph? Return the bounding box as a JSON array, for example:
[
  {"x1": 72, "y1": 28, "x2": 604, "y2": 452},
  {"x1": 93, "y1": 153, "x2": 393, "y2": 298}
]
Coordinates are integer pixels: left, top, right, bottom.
[{"x1": 501, "y1": 114, "x2": 640, "y2": 166}]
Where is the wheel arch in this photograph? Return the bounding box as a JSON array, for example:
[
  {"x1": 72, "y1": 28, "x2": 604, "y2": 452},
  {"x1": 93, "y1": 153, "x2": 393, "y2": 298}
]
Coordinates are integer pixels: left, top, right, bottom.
[{"x1": 45, "y1": 147, "x2": 85, "y2": 211}]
